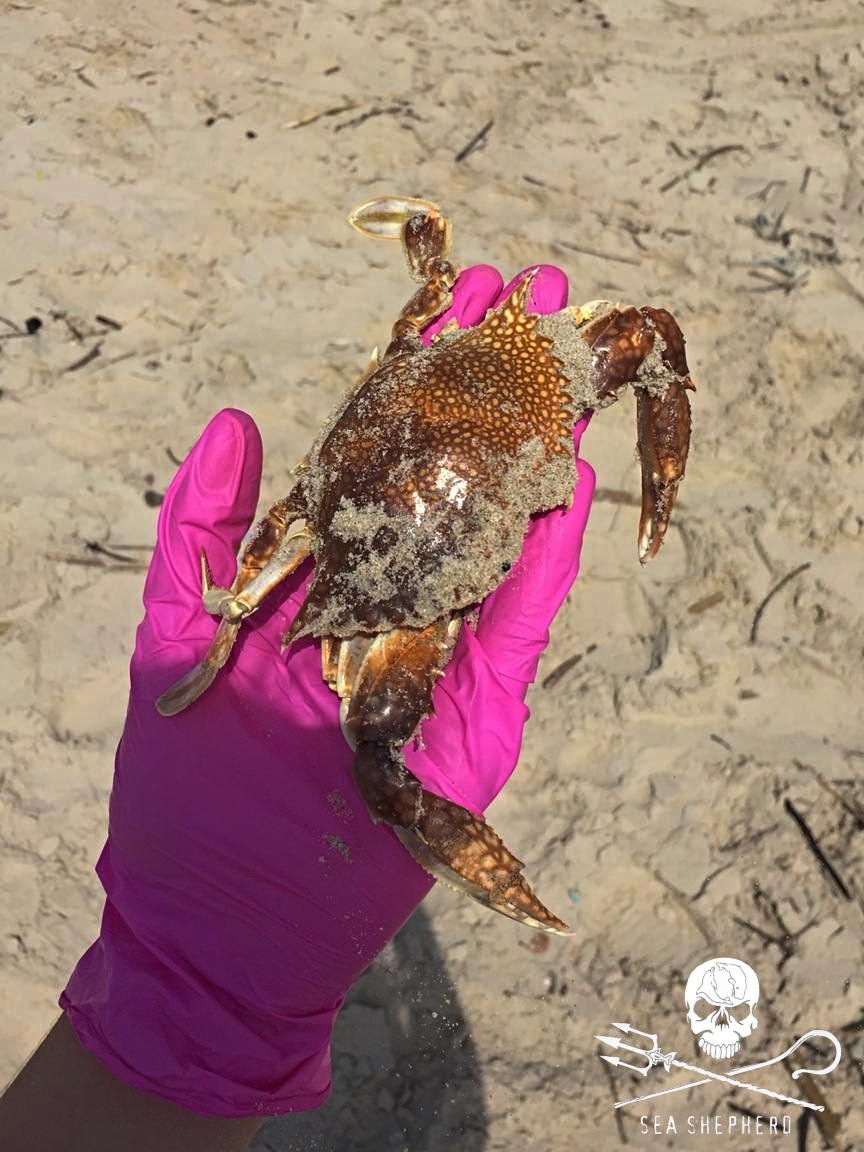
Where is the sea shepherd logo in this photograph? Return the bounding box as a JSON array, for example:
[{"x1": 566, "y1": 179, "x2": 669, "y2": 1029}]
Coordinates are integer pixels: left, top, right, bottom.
[{"x1": 596, "y1": 958, "x2": 842, "y2": 1137}]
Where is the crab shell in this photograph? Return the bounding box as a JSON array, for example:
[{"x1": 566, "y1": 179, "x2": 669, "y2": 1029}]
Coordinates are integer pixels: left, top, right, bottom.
[{"x1": 288, "y1": 274, "x2": 583, "y2": 642}]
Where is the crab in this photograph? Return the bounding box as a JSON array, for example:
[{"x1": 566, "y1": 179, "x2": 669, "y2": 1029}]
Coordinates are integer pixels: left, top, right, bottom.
[{"x1": 156, "y1": 196, "x2": 694, "y2": 934}]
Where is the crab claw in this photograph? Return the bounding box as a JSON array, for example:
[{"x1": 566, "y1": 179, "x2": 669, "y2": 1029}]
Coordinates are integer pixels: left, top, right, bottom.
[
  {"x1": 400, "y1": 794, "x2": 573, "y2": 935},
  {"x1": 578, "y1": 303, "x2": 693, "y2": 564},
  {"x1": 635, "y1": 307, "x2": 694, "y2": 564},
  {"x1": 635, "y1": 379, "x2": 692, "y2": 563},
  {"x1": 350, "y1": 742, "x2": 572, "y2": 935},
  {"x1": 348, "y1": 195, "x2": 440, "y2": 239},
  {"x1": 349, "y1": 194, "x2": 453, "y2": 286}
]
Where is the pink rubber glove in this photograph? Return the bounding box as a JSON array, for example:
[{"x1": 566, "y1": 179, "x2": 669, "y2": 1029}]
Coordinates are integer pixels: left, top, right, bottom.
[{"x1": 60, "y1": 264, "x2": 595, "y2": 1118}]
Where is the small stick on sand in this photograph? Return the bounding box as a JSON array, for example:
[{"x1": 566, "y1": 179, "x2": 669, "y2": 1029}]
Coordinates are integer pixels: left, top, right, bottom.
[
  {"x1": 749, "y1": 561, "x2": 811, "y2": 643},
  {"x1": 285, "y1": 100, "x2": 359, "y2": 129},
  {"x1": 783, "y1": 799, "x2": 852, "y2": 901},
  {"x1": 659, "y1": 143, "x2": 748, "y2": 194},
  {"x1": 63, "y1": 343, "x2": 103, "y2": 372},
  {"x1": 454, "y1": 118, "x2": 494, "y2": 163},
  {"x1": 557, "y1": 239, "x2": 640, "y2": 267},
  {"x1": 793, "y1": 759, "x2": 864, "y2": 828},
  {"x1": 48, "y1": 554, "x2": 149, "y2": 572}
]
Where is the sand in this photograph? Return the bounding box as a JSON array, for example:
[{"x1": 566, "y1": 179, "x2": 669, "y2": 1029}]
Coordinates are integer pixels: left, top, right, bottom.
[{"x1": 1, "y1": 0, "x2": 862, "y2": 1148}]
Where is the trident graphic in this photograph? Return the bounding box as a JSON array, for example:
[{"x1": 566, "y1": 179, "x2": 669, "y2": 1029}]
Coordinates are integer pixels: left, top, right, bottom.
[{"x1": 596, "y1": 1023, "x2": 842, "y2": 1111}]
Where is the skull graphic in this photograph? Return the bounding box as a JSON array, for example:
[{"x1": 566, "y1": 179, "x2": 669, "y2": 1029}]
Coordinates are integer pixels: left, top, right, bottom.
[{"x1": 685, "y1": 957, "x2": 759, "y2": 1060}]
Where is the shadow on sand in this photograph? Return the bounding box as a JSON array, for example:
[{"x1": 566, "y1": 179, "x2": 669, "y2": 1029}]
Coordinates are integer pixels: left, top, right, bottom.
[{"x1": 251, "y1": 906, "x2": 487, "y2": 1152}]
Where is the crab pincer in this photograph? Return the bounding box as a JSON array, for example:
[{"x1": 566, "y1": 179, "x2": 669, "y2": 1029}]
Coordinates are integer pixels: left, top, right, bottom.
[{"x1": 156, "y1": 196, "x2": 694, "y2": 934}]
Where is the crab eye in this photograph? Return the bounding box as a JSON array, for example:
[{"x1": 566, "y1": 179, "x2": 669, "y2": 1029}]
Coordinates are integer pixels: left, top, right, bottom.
[{"x1": 501, "y1": 561, "x2": 512, "y2": 573}]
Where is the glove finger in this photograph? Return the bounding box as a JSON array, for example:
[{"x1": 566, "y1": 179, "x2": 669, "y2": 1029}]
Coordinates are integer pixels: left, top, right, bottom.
[
  {"x1": 421, "y1": 264, "x2": 504, "y2": 344},
  {"x1": 496, "y1": 262, "x2": 569, "y2": 316},
  {"x1": 141, "y1": 408, "x2": 263, "y2": 647},
  {"x1": 404, "y1": 622, "x2": 529, "y2": 815},
  {"x1": 475, "y1": 455, "x2": 595, "y2": 688},
  {"x1": 411, "y1": 448, "x2": 593, "y2": 808}
]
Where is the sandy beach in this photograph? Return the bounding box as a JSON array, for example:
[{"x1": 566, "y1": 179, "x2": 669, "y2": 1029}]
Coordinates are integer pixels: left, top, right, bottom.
[{"x1": 1, "y1": 0, "x2": 863, "y2": 1147}]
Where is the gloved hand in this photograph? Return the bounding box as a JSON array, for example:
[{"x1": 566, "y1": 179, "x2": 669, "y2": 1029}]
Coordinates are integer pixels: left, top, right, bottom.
[{"x1": 60, "y1": 263, "x2": 595, "y2": 1118}]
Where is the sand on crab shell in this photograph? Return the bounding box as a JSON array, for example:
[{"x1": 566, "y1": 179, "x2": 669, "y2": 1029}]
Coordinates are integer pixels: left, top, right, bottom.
[{"x1": 296, "y1": 438, "x2": 576, "y2": 638}]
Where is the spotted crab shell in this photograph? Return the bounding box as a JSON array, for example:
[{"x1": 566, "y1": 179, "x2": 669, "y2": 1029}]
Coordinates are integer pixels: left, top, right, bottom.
[{"x1": 289, "y1": 278, "x2": 579, "y2": 639}]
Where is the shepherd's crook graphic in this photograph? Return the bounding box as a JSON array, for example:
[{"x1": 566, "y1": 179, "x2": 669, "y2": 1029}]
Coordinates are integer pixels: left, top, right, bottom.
[{"x1": 595, "y1": 1023, "x2": 841, "y2": 1111}]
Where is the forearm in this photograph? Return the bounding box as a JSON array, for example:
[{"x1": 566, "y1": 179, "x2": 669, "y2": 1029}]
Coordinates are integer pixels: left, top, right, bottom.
[{"x1": 0, "y1": 1015, "x2": 262, "y2": 1152}]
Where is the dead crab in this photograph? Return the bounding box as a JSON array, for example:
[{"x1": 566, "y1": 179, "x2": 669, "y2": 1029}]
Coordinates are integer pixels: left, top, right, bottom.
[{"x1": 156, "y1": 196, "x2": 694, "y2": 934}]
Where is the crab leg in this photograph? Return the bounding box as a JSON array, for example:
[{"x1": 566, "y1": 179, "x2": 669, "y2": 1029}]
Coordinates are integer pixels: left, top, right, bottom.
[
  {"x1": 154, "y1": 616, "x2": 244, "y2": 718},
  {"x1": 155, "y1": 493, "x2": 312, "y2": 716},
  {"x1": 350, "y1": 196, "x2": 460, "y2": 360},
  {"x1": 340, "y1": 621, "x2": 571, "y2": 934},
  {"x1": 155, "y1": 342, "x2": 381, "y2": 720},
  {"x1": 234, "y1": 487, "x2": 307, "y2": 595}
]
